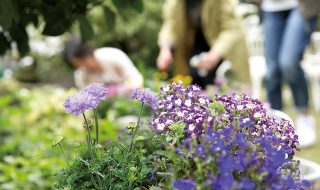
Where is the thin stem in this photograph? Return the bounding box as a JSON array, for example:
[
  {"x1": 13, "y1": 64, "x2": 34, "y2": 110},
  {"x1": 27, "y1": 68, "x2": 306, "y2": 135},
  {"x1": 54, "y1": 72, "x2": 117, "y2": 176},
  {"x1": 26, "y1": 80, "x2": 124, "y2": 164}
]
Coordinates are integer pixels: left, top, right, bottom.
[
  {"x1": 90, "y1": 173, "x2": 99, "y2": 189},
  {"x1": 59, "y1": 143, "x2": 70, "y2": 166},
  {"x1": 96, "y1": 173, "x2": 102, "y2": 189},
  {"x1": 94, "y1": 109, "x2": 99, "y2": 144},
  {"x1": 129, "y1": 103, "x2": 144, "y2": 152},
  {"x1": 86, "y1": 134, "x2": 90, "y2": 148},
  {"x1": 83, "y1": 113, "x2": 92, "y2": 151}
]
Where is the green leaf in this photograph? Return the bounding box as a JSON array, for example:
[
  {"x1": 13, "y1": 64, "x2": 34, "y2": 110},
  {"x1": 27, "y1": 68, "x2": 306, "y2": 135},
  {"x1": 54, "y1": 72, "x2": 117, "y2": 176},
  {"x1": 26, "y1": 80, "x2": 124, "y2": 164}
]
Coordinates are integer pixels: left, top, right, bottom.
[
  {"x1": 112, "y1": 0, "x2": 144, "y2": 13},
  {"x1": 17, "y1": 36, "x2": 30, "y2": 57},
  {"x1": 0, "y1": 0, "x2": 15, "y2": 29},
  {"x1": 9, "y1": 25, "x2": 30, "y2": 56},
  {"x1": 103, "y1": 6, "x2": 116, "y2": 31},
  {"x1": 132, "y1": 0, "x2": 144, "y2": 13},
  {"x1": 42, "y1": 15, "x2": 73, "y2": 36},
  {"x1": 77, "y1": 15, "x2": 94, "y2": 41},
  {"x1": 0, "y1": 95, "x2": 12, "y2": 107},
  {"x1": 0, "y1": 33, "x2": 10, "y2": 55},
  {"x1": 22, "y1": 13, "x2": 39, "y2": 27},
  {"x1": 111, "y1": 0, "x2": 124, "y2": 11},
  {"x1": 208, "y1": 101, "x2": 225, "y2": 116},
  {"x1": 52, "y1": 136, "x2": 64, "y2": 146}
]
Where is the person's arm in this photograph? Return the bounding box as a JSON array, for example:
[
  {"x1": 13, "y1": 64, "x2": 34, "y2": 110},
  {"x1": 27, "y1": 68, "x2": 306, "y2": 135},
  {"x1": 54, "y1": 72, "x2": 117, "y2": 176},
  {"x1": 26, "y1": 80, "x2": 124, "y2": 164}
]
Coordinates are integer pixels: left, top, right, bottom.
[
  {"x1": 158, "y1": 0, "x2": 178, "y2": 49},
  {"x1": 157, "y1": 0, "x2": 178, "y2": 70},
  {"x1": 211, "y1": 0, "x2": 243, "y2": 58},
  {"x1": 198, "y1": 0, "x2": 243, "y2": 70}
]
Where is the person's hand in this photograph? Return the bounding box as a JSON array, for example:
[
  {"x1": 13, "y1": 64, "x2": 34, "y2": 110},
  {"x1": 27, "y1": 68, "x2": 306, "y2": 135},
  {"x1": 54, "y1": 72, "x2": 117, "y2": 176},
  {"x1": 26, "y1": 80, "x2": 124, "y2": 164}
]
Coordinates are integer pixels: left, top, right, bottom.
[
  {"x1": 197, "y1": 51, "x2": 222, "y2": 70},
  {"x1": 157, "y1": 47, "x2": 173, "y2": 71}
]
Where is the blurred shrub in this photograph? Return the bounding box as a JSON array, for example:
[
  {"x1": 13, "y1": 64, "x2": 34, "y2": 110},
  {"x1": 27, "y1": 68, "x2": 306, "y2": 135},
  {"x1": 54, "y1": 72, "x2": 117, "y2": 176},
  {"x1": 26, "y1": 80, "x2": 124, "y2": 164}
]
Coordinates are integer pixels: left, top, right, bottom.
[
  {"x1": 0, "y1": 79, "x2": 155, "y2": 189},
  {"x1": 88, "y1": 0, "x2": 164, "y2": 69},
  {"x1": 0, "y1": 80, "x2": 82, "y2": 189},
  {"x1": 0, "y1": 0, "x2": 145, "y2": 56}
]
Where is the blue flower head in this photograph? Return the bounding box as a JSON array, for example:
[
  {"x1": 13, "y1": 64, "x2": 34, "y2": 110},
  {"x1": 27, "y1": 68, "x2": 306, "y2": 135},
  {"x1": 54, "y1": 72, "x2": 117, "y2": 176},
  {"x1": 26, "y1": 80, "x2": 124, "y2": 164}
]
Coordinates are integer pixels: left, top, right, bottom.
[
  {"x1": 173, "y1": 179, "x2": 196, "y2": 190},
  {"x1": 195, "y1": 144, "x2": 206, "y2": 158}
]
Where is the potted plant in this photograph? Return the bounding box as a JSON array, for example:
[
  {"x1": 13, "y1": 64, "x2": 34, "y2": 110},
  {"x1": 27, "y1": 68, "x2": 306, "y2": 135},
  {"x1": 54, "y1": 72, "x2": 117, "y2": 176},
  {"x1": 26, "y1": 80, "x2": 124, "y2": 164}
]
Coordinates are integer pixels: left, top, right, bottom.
[{"x1": 53, "y1": 82, "x2": 310, "y2": 190}]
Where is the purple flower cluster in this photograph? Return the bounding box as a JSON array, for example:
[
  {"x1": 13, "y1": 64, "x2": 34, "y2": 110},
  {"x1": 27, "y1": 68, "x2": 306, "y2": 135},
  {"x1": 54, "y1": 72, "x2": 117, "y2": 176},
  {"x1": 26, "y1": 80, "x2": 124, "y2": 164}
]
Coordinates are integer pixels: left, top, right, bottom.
[
  {"x1": 64, "y1": 83, "x2": 107, "y2": 116},
  {"x1": 173, "y1": 179, "x2": 196, "y2": 190},
  {"x1": 175, "y1": 126, "x2": 308, "y2": 190},
  {"x1": 130, "y1": 88, "x2": 159, "y2": 109},
  {"x1": 169, "y1": 93, "x2": 307, "y2": 190},
  {"x1": 215, "y1": 94, "x2": 299, "y2": 157},
  {"x1": 151, "y1": 81, "x2": 212, "y2": 134}
]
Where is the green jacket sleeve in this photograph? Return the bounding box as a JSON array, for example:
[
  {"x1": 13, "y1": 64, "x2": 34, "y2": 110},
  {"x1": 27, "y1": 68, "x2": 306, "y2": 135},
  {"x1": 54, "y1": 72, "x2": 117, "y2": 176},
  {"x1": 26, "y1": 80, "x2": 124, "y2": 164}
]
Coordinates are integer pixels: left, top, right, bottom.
[
  {"x1": 158, "y1": 0, "x2": 178, "y2": 48},
  {"x1": 211, "y1": 0, "x2": 244, "y2": 57}
]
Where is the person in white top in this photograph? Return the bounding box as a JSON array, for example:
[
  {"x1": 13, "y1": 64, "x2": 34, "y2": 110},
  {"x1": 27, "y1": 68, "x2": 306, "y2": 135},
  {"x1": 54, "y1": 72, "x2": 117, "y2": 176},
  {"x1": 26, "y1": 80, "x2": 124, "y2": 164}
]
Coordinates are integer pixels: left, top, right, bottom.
[
  {"x1": 260, "y1": 0, "x2": 319, "y2": 147},
  {"x1": 64, "y1": 37, "x2": 143, "y2": 96}
]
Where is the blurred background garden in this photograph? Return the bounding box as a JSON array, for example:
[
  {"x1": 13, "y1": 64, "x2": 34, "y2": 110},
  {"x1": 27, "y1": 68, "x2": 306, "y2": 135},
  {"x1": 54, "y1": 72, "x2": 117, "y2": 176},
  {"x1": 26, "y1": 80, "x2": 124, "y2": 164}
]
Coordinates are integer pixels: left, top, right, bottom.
[{"x1": 0, "y1": 0, "x2": 320, "y2": 189}]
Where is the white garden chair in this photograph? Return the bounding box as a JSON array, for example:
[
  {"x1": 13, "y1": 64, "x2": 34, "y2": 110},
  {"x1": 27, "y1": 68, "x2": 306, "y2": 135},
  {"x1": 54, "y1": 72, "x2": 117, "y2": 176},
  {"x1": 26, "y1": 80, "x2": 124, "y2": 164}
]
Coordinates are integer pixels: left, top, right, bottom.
[
  {"x1": 244, "y1": 25, "x2": 267, "y2": 99},
  {"x1": 302, "y1": 54, "x2": 320, "y2": 113},
  {"x1": 296, "y1": 156, "x2": 320, "y2": 182},
  {"x1": 302, "y1": 32, "x2": 320, "y2": 112}
]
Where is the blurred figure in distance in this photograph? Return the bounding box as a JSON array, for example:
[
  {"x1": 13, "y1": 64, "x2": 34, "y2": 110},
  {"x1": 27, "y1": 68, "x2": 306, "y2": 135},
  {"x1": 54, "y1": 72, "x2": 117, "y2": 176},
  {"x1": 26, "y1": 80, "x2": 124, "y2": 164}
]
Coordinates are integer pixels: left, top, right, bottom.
[
  {"x1": 157, "y1": 0, "x2": 251, "y2": 89},
  {"x1": 64, "y1": 36, "x2": 143, "y2": 96}
]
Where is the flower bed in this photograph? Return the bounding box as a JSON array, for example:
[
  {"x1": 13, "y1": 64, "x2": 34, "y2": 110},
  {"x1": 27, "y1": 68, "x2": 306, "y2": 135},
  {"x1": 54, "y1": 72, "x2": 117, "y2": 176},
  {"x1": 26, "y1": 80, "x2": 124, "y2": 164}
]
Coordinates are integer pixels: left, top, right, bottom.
[{"x1": 54, "y1": 82, "x2": 310, "y2": 190}]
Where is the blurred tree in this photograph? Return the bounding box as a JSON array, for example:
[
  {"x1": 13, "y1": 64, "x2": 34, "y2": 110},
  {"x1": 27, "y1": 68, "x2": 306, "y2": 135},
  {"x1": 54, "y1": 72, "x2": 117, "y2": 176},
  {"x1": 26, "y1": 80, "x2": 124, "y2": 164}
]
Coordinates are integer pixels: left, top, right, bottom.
[
  {"x1": 91, "y1": 0, "x2": 164, "y2": 69},
  {"x1": 0, "y1": 0, "x2": 144, "y2": 56}
]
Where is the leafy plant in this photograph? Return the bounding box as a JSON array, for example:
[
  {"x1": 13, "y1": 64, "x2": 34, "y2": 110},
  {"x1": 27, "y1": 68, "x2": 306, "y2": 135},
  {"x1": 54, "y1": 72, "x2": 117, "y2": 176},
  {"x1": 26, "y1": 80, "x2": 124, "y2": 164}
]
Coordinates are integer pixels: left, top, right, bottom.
[{"x1": 55, "y1": 82, "x2": 310, "y2": 190}]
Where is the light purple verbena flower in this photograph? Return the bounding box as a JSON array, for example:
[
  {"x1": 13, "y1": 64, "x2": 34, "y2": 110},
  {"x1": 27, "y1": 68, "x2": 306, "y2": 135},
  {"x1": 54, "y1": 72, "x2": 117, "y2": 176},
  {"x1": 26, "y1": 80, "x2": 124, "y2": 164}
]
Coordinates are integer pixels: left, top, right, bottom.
[
  {"x1": 64, "y1": 83, "x2": 108, "y2": 116},
  {"x1": 130, "y1": 88, "x2": 159, "y2": 109}
]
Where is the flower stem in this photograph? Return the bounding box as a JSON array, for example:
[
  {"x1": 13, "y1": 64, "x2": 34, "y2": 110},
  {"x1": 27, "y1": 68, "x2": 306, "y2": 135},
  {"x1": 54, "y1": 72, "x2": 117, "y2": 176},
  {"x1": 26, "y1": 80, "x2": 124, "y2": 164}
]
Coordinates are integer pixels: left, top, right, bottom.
[
  {"x1": 83, "y1": 113, "x2": 92, "y2": 151},
  {"x1": 96, "y1": 173, "x2": 102, "y2": 189},
  {"x1": 129, "y1": 103, "x2": 144, "y2": 152},
  {"x1": 58, "y1": 143, "x2": 70, "y2": 166},
  {"x1": 94, "y1": 109, "x2": 99, "y2": 144},
  {"x1": 91, "y1": 173, "x2": 98, "y2": 189}
]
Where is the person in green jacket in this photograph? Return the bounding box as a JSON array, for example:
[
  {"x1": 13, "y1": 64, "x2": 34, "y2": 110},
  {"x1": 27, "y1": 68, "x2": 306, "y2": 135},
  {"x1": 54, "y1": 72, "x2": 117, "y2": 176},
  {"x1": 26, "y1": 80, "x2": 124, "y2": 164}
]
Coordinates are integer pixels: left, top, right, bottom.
[{"x1": 157, "y1": 0, "x2": 250, "y2": 88}]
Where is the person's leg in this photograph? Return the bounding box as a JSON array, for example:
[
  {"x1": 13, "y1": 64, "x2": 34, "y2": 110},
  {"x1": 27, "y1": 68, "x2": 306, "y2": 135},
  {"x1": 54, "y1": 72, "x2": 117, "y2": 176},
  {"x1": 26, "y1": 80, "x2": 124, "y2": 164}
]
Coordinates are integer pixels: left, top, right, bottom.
[
  {"x1": 262, "y1": 11, "x2": 289, "y2": 110},
  {"x1": 279, "y1": 9, "x2": 318, "y2": 110},
  {"x1": 279, "y1": 9, "x2": 318, "y2": 147}
]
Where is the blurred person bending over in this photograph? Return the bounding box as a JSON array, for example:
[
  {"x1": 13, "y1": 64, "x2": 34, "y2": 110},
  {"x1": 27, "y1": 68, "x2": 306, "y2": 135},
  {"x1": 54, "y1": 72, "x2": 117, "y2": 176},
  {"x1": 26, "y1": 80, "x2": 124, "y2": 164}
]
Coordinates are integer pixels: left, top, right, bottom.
[
  {"x1": 261, "y1": 0, "x2": 320, "y2": 147},
  {"x1": 64, "y1": 37, "x2": 143, "y2": 96},
  {"x1": 157, "y1": 0, "x2": 250, "y2": 88}
]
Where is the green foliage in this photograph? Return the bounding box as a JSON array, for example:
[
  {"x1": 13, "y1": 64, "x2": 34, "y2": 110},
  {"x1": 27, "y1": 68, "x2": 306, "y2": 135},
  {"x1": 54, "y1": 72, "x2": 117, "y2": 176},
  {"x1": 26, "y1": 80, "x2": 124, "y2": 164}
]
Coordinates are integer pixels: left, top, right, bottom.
[
  {"x1": 54, "y1": 145, "x2": 154, "y2": 190},
  {"x1": 29, "y1": 52, "x2": 74, "y2": 86},
  {"x1": 90, "y1": 0, "x2": 164, "y2": 68},
  {"x1": 53, "y1": 128, "x2": 195, "y2": 190},
  {"x1": 208, "y1": 101, "x2": 226, "y2": 116},
  {"x1": 77, "y1": 15, "x2": 94, "y2": 41},
  {"x1": 0, "y1": 81, "x2": 83, "y2": 189},
  {"x1": 0, "y1": 79, "x2": 165, "y2": 189},
  {"x1": 112, "y1": 0, "x2": 144, "y2": 13},
  {"x1": 0, "y1": 80, "x2": 122, "y2": 189},
  {"x1": 0, "y1": 0, "x2": 146, "y2": 56}
]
